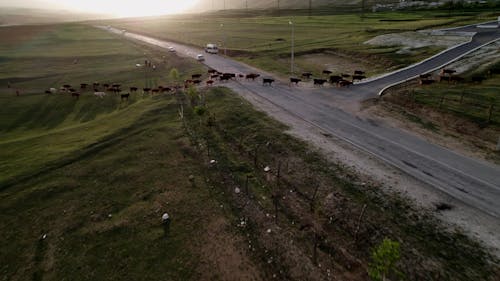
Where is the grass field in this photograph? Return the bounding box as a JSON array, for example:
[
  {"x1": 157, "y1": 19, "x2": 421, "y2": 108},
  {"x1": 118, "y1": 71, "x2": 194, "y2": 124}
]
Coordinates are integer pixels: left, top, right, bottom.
[
  {"x1": 0, "y1": 24, "x2": 226, "y2": 280},
  {"x1": 106, "y1": 10, "x2": 498, "y2": 77},
  {"x1": 1, "y1": 23, "x2": 499, "y2": 280}
]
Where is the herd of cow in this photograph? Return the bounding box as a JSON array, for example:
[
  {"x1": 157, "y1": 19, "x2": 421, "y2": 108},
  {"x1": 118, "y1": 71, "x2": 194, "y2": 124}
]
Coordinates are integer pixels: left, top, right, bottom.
[
  {"x1": 23, "y1": 66, "x2": 466, "y2": 102},
  {"x1": 41, "y1": 82, "x2": 176, "y2": 101},
  {"x1": 200, "y1": 68, "x2": 367, "y2": 88},
  {"x1": 419, "y1": 68, "x2": 466, "y2": 85}
]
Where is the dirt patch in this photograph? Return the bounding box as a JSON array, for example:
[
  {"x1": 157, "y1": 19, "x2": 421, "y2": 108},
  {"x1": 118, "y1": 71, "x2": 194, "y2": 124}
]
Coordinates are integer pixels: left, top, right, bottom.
[
  {"x1": 194, "y1": 217, "x2": 264, "y2": 281},
  {"x1": 0, "y1": 25, "x2": 55, "y2": 46},
  {"x1": 291, "y1": 49, "x2": 393, "y2": 76},
  {"x1": 365, "y1": 30, "x2": 472, "y2": 54}
]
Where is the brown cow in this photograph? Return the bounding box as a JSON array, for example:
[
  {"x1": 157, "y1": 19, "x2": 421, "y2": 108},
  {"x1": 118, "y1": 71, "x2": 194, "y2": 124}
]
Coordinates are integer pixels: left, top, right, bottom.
[
  {"x1": 245, "y1": 73, "x2": 260, "y2": 80},
  {"x1": 440, "y1": 68, "x2": 456, "y2": 76},
  {"x1": 206, "y1": 80, "x2": 214, "y2": 86}
]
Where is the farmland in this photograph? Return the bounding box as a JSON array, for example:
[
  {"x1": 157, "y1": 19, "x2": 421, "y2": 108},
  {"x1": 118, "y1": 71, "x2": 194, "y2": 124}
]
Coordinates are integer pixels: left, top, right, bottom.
[{"x1": 107, "y1": 10, "x2": 498, "y2": 77}]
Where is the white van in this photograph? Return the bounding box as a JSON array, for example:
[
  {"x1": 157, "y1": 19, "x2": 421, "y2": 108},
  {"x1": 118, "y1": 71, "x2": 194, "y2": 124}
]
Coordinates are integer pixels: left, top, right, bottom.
[{"x1": 205, "y1": 43, "x2": 218, "y2": 54}]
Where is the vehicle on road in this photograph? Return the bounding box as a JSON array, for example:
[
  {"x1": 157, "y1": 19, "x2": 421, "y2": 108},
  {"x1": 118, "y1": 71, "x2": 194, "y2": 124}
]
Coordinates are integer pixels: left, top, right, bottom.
[
  {"x1": 197, "y1": 54, "x2": 205, "y2": 61},
  {"x1": 205, "y1": 43, "x2": 219, "y2": 54},
  {"x1": 168, "y1": 46, "x2": 175, "y2": 52}
]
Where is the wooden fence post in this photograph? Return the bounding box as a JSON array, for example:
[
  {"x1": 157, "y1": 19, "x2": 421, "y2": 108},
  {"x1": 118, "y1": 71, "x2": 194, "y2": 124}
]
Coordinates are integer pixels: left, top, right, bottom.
[
  {"x1": 439, "y1": 95, "x2": 445, "y2": 108},
  {"x1": 488, "y1": 104, "x2": 494, "y2": 123}
]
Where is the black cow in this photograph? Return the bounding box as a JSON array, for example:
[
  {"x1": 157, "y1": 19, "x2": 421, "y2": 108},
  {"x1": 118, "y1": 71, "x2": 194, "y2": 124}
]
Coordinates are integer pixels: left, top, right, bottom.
[
  {"x1": 220, "y1": 75, "x2": 231, "y2": 82},
  {"x1": 302, "y1": 72, "x2": 313, "y2": 79},
  {"x1": 322, "y1": 70, "x2": 333, "y2": 75},
  {"x1": 121, "y1": 93, "x2": 130, "y2": 101},
  {"x1": 263, "y1": 78, "x2": 275, "y2": 86},
  {"x1": 352, "y1": 75, "x2": 366, "y2": 81},
  {"x1": 329, "y1": 75, "x2": 342, "y2": 84},
  {"x1": 354, "y1": 70, "x2": 365, "y2": 75},
  {"x1": 290, "y1": 77, "x2": 301, "y2": 85},
  {"x1": 192, "y1": 74, "x2": 202, "y2": 79},
  {"x1": 419, "y1": 79, "x2": 435, "y2": 85},
  {"x1": 338, "y1": 79, "x2": 352, "y2": 87},
  {"x1": 313, "y1": 79, "x2": 327, "y2": 86}
]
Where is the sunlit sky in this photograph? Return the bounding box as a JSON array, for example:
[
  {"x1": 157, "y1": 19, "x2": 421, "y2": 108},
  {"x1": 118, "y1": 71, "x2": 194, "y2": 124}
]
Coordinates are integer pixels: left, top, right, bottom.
[{"x1": 0, "y1": 0, "x2": 201, "y2": 17}]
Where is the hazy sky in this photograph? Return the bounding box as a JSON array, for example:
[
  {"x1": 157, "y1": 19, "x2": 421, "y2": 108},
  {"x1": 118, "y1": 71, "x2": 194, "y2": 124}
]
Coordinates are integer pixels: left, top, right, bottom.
[{"x1": 0, "y1": 0, "x2": 201, "y2": 16}]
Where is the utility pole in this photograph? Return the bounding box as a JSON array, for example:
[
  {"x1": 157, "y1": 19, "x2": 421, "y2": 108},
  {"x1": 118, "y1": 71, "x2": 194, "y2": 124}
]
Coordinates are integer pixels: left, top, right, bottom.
[
  {"x1": 361, "y1": 0, "x2": 366, "y2": 19},
  {"x1": 308, "y1": 0, "x2": 312, "y2": 19},
  {"x1": 220, "y1": 23, "x2": 227, "y2": 56},
  {"x1": 289, "y1": 20, "x2": 294, "y2": 75}
]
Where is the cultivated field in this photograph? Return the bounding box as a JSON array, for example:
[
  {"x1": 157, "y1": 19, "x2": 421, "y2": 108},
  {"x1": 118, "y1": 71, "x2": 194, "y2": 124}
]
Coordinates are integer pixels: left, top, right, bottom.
[
  {"x1": 106, "y1": 10, "x2": 497, "y2": 77},
  {"x1": 1, "y1": 23, "x2": 499, "y2": 280}
]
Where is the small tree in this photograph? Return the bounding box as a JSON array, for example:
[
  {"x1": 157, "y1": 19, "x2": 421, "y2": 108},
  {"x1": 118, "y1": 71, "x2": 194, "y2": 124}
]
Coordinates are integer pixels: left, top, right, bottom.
[
  {"x1": 368, "y1": 238, "x2": 402, "y2": 281},
  {"x1": 187, "y1": 86, "x2": 199, "y2": 107},
  {"x1": 169, "y1": 68, "x2": 180, "y2": 88},
  {"x1": 193, "y1": 105, "x2": 207, "y2": 126}
]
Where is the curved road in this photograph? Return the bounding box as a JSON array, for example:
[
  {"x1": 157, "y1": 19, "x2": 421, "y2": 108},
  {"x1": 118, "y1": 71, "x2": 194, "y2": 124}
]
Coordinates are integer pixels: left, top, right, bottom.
[{"x1": 101, "y1": 23, "x2": 500, "y2": 218}]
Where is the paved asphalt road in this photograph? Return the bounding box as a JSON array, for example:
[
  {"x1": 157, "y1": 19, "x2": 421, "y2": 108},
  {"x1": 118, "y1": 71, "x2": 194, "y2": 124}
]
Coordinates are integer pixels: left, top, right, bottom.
[{"x1": 102, "y1": 22, "x2": 500, "y2": 218}]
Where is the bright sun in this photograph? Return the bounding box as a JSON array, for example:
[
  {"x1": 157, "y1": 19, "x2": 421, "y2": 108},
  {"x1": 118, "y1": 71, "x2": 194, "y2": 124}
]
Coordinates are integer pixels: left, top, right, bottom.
[{"x1": 56, "y1": 0, "x2": 199, "y2": 17}]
